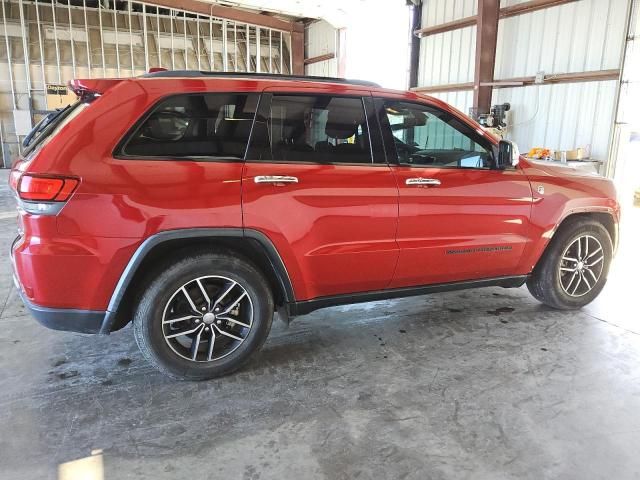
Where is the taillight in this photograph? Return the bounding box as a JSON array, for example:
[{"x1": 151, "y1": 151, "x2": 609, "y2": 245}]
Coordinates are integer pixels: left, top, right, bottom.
[
  {"x1": 18, "y1": 175, "x2": 79, "y2": 201},
  {"x1": 13, "y1": 174, "x2": 80, "y2": 215}
]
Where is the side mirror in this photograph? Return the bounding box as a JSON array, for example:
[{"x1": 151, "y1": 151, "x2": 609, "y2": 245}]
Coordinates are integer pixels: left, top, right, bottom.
[{"x1": 497, "y1": 140, "x2": 520, "y2": 169}]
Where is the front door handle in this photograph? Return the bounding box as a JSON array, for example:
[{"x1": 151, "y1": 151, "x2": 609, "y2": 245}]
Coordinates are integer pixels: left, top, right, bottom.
[
  {"x1": 405, "y1": 177, "x2": 441, "y2": 187},
  {"x1": 254, "y1": 175, "x2": 299, "y2": 185}
]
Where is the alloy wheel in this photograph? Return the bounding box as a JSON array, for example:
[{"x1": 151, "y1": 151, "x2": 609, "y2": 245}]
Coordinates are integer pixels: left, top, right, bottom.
[
  {"x1": 558, "y1": 234, "x2": 605, "y2": 297},
  {"x1": 161, "y1": 275, "x2": 253, "y2": 362}
]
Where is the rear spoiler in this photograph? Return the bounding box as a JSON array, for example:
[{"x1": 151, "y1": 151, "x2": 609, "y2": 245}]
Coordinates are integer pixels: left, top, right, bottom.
[{"x1": 68, "y1": 78, "x2": 123, "y2": 99}]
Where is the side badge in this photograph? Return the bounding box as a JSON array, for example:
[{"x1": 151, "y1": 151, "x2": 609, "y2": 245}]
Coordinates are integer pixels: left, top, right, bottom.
[{"x1": 537, "y1": 185, "x2": 545, "y2": 195}]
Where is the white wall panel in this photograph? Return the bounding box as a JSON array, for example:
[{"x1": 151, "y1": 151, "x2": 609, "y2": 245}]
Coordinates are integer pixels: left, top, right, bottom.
[
  {"x1": 429, "y1": 90, "x2": 474, "y2": 116},
  {"x1": 495, "y1": 0, "x2": 629, "y2": 80},
  {"x1": 305, "y1": 20, "x2": 338, "y2": 77},
  {"x1": 492, "y1": 81, "x2": 618, "y2": 160},
  {"x1": 422, "y1": 0, "x2": 476, "y2": 28},
  {"x1": 306, "y1": 58, "x2": 338, "y2": 77},
  {"x1": 305, "y1": 20, "x2": 336, "y2": 58},
  {"x1": 418, "y1": 26, "x2": 475, "y2": 86},
  {"x1": 418, "y1": 0, "x2": 629, "y2": 167}
]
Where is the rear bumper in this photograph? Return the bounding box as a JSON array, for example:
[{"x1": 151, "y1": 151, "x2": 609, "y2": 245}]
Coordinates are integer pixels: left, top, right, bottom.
[
  {"x1": 11, "y1": 236, "x2": 106, "y2": 334},
  {"x1": 17, "y1": 288, "x2": 106, "y2": 334}
]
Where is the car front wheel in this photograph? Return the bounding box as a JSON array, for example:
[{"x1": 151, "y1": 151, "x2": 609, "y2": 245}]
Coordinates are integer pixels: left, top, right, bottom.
[{"x1": 527, "y1": 219, "x2": 613, "y2": 310}]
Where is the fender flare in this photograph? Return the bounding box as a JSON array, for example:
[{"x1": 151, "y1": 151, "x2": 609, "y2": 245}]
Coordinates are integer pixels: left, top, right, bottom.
[
  {"x1": 99, "y1": 228, "x2": 295, "y2": 334},
  {"x1": 526, "y1": 207, "x2": 619, "y2": 273},
  {"x1": 551, "y1": 206, "x2": 618, "y2": 237}
]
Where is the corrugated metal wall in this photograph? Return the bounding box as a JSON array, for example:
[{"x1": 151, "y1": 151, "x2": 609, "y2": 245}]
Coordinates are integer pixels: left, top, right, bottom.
[
  {"x1": 305, "y1": 20, "x2": 338, "y2": 77},
  {"x1": 418, "y1": 0, "x2": 630, "y2": 162}
]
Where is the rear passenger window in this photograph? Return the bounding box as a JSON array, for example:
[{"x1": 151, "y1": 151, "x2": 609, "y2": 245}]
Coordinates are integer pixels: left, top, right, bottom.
[
  {"x1": 250, "y1": 95, "x2": 372, "y2": 164},
  {"x1": 120, "y1": 93, "x2": 259, "y2": 159}
]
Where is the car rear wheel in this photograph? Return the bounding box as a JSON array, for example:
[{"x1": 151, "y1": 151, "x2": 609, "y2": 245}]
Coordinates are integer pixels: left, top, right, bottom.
[
  {"x1": 133, "y1": 251, "x2": 274, "y2": 380},
  {"x1": 526, "y1": 220, "x2": 613, "y2": 310}
]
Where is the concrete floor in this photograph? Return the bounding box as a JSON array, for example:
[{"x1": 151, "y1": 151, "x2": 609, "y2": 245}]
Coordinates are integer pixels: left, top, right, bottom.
[{"x1": 1, "y1": 171, "x2": 639, "y2": 480}]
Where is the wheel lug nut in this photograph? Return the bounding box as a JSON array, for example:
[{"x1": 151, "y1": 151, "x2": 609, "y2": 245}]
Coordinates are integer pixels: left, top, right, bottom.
[
  {"x1": 216, "y1": 320, "x2": 222, "y2": 325},
  {"x1": 201, "y1": 307, "x2": 206, "y2": 311}
]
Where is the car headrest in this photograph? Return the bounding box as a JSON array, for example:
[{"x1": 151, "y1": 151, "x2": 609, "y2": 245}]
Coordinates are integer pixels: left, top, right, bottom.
[
  {"x1": 216, "y1": 118, "x2": 253, "y2": 138},
  {"x1": 325, "y1": 108, "x2": 360, "y2": 139}
]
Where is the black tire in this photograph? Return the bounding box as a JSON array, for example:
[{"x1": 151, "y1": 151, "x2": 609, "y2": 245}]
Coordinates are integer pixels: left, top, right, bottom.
[
  {"x1": 526, "y1": 219, "x2": 612, "y2": 310},
  {"x1": 133, "y1": 250, "x2": 274, "y2": 380}
]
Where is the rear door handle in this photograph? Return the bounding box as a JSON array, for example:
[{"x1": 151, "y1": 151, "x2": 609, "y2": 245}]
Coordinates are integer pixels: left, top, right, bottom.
[
  {"x1": 405, "y1": 177, "x2": 441, "y2": 186},
  {"x1": 254, "y1": 175, "x2": 299, "y2": 185}
]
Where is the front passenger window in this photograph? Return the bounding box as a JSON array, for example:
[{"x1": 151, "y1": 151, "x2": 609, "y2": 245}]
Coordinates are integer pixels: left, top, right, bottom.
[{"x1": 384, "y1": 101, "x2": 493, "y2": 169}]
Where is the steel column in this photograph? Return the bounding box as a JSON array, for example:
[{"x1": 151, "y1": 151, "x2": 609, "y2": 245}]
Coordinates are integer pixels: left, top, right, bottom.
[
  {"x1": 222, "y1": 19, "x2": 228, "y2": 71},
  {"x1": 183, "y1": 14, "x2": 187, "y2": 69},
  {"x1": 128, "y1": 1, "x2": 134, "y2": 74},
  {"x1": 156, "y1": 8, "x2": 161, "y2": 68},
  {"x1": 99, "y1": 0, "x2": 106, "y2": 75},
  {"x1": 1, "y1": 0, "x2": 17, "y2": 109},
  {"x1": 291, "y1": 27, "x2": 304, "y2": 75},
  {"x1": 51, "y1": 0, "x2": 61, "y2": 82},
  {"x1": 256, "y1": 27, "x2": 261, "y2": 73},
  {"x1": 113, "y1": 3, "x2": 120, "y2": 75},
  {"x1": 18, "y1": 0, "x2": 32, "y2": 100},
  {"x1": 234, "y1": 22, "x2": 238, "y2": 71},
  {"x1": 473, "y1": 0, "x2": 500, "y2": 114},
  {"x1": 35, "y1": 0, "x2": 47, "y2": 90},
  {"x1": 67, "y1": 0, "x2": 76, "y2": 77},
  {"x1": 209, "y1": 15, "x2": 213, "y2": 70},
  {"x1": 143, "y1": 4, "x2": 149, "y2": 71},
  {"x1": 83, "y1": 0, "x2": 92, "y2": 76},
  {"x1": 196, "y1": 14, "x2": 201, "y2": 70},
  {"x1": 170, "y1": 9, "x2": 174, "y2": 69},
  {"x1": 246, "y1": 24, "x2": 250, "y2": 71},
  {"x1": 268, "y1": 29, "x2": 272, "y2": 72},
  {"x1": 409, "y1": 2, "x2": 422, "y2": 89},
  {"x1": 279, "y1": 31, "x2": 283, "y2": 74}
]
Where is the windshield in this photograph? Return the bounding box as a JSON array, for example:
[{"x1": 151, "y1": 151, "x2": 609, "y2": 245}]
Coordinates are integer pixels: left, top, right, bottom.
[{"x1": 22, "y1": 100, "x2": 89, "y2": 157}]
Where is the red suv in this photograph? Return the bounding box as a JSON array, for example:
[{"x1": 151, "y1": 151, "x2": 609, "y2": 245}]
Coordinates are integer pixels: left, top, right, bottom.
[{"x1": 10, "y1": 71, "x2": 619, "y2": 380}]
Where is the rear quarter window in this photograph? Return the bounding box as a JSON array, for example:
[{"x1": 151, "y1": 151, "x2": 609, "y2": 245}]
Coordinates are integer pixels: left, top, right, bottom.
[
  {"x1": 118, "y1": 93, "x2": 259, "y2": 160},
  {"x1": 22, "y1": 101, "x2": 90, "y2": 157}
]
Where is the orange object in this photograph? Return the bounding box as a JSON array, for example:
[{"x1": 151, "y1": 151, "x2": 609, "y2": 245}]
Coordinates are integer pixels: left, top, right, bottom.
[{"x1": 527, "y1": 147, "x2": 552, "y2": 159}]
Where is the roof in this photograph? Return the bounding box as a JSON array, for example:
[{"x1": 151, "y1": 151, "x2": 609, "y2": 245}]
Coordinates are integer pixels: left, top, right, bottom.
[{"x1": 140, "y1": 70, "x2": 381, "y2": 88}]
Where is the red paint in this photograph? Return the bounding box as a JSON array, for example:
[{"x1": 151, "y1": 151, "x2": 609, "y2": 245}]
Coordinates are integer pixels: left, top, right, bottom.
[
  {"x1": 9, "y1": 76, "x2": 620, "y2": 313},
  {"x1": 389, "y1": 166, "x2": 533, "y2": 287},
  {"x1": 242, "y1": 162, "x2": 398, "y2": 300}
]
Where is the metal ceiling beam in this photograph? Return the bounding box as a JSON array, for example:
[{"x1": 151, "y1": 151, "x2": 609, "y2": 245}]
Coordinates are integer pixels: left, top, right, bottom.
[
  {"x1": 473, "y1": 0, "x2": 500, "y2": 114},
  {"x1": 414, "y1": 0, "x2": 581, "y2": 38},
  {"x1": 410, "y1": 69, "x2": 622, "y2": 93},
  {"x1": 143, "y1": 0, "x2": 304, "y2": 33},
  {"x1": 411, "y1": 82, "x2": 475, "y2": 93},
  {"x1": 415, "y1": 16, "x2": 476, "y2": 38},
  {"x1": 304, "y1": 53, "x2": 335, "y2": 65},
  {"x1": 500, "y1": 0, "x2": 581, "y2": 18}
]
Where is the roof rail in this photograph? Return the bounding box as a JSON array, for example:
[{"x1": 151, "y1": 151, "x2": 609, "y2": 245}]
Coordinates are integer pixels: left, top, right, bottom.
[{"x1": 140, "y1": 70, "x2": 381, "y2": 88}]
